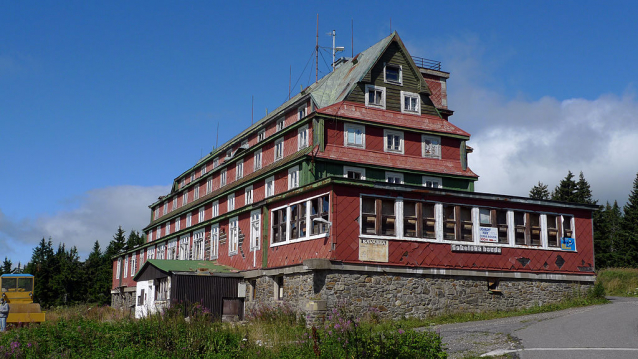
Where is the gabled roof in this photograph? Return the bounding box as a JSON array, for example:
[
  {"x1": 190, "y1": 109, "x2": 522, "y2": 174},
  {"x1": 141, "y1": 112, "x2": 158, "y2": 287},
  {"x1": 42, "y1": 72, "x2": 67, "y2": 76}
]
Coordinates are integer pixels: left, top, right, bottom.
[{"x1": 133, "y1": 259, "x2": 240, "y2": 281}]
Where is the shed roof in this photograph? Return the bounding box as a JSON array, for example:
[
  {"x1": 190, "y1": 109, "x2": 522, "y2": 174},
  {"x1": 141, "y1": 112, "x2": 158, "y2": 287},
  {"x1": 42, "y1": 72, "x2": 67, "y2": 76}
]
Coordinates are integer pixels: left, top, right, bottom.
[{"x1": 133, "y1": 259, "x2": 240, "y2": 282}]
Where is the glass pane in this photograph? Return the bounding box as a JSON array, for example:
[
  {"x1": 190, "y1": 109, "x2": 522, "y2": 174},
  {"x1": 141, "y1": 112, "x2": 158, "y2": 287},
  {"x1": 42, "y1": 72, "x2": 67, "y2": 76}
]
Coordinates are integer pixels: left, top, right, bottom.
[
  {"x1": 381, "y1": 200, "x2": 394, "y2": 215},
  {"x1": 496, "y1": 210, "x2": 507, "y2": 225},
  {"x1": 404, "y1": 201, "x2": 416, "y2": 217},
  {"x1": 460, "y1": 207, "x2": 472, "y2": 222},
  {"x1": 479, "y1": 209, "x2": 491, "y2": 225},
  {"x1": 348, "y1": 129, "x2": 355, "y2": 144},
  {"x1": 362, "y1": 198, "x2": 375, "y2": 214},
  {"x1": 444, "y1": 206, "x2": 455, "y2": 220},
  {"x1": 424, "y1": 204, "x2": 435, "y2": 219},
  {"x1": 514, "y1": 212, "x2": 525, "y2": 226},
  {"x1": 355, "y1": 129, "x2": 362, "y2": 145},
  {"x1": 2, "y1": 278, "x2": 16, "y2": 291}
]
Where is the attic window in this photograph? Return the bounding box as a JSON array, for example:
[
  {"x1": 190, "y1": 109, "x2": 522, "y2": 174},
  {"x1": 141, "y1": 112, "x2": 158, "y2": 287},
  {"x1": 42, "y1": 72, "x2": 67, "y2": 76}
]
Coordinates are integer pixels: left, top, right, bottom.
[
  {"x1": 384, "y1": 63, "x2": 402, "y2": 85},
  {"x1": 365, "y1": 85, "x2": 386, "y2": 109}
]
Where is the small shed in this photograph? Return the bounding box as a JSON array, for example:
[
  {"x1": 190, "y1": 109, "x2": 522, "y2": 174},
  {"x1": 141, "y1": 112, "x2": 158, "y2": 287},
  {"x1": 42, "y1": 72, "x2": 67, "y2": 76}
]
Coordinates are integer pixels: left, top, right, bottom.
[{"x1": 133, "y1": 259, "x2": 244, "y2": 320}]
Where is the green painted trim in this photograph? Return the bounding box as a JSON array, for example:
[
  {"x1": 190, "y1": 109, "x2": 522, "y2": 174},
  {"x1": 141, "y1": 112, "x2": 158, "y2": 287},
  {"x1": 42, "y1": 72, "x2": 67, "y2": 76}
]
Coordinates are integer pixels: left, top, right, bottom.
[{"x1": 261, "y1": 206, "x2": 269, "y2": 268}]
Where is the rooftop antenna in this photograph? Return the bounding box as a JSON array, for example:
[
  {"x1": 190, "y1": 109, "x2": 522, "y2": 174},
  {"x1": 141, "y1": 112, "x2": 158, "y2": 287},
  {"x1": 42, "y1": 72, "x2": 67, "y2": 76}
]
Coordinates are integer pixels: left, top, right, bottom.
[
  {"x1": 315, "y1": 14, "x2": 319, "y2": 83},
  {"x1": 331, "y1": 30, "x2": 345, "y2": 71}
]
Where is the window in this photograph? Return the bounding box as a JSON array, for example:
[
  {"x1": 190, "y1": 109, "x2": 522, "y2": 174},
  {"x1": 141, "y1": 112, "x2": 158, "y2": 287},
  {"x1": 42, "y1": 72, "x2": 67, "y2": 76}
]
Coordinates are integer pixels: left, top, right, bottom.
[
  {"x1": 236, "y1": 160, "x2": 243, "y2": 180},
  {"x1": 210, "y1": 224, "x2": 219, "y2": 259},
  {"x1": 291, "y1": 202, "x2": 308, "y2": 240},
  {"x1": 220, "y1": 169, "x2": 227, "y2": 187},
  {"x1": 275, "y1": 276, "x2": 284, "y2": 300},
  {"x1": 206, "y1": 177, "x2": 213, "y2": 194},
  {"x1": 258, "y1": 129, "x2": 265, "y2": 142},
  {"x1": 513, "y1": 211, "x2": 541, "y2": 246},
  {"x1": 547, "y1": 214, "x2": 559, "y2": 247},
  {"x1": 191, "y1": 172, "x2": 196, "y2": 182},
  {"x1": 228, "y1": 193, "x2": 235, "y2": 211},
  {"x1": 288, "y1": 166, "x2": 299, "y2": 190},
  {"x1": 172, "y1": 197, "x2": 177, "y2": 210},
  {"x1": 365, "y1": 85, "x2": 386, "y2": 109},
  {"x1": 422, "y1": 176, "x2": 442, "y2": 189},
  {"x1": 276, "y1": 118, "x2": 285, "y2": 132},
  {"x1": 403, "y1": 201, "x2": 436, "y2": 239},
  {"x1": 213, "y1": 157, "x2": 219, "y2": 169},
  {"x1": 384, "y1": 129, "x2": 404, "y2": 154},
  {"x1": 274, "y1": 137, "x2": 284, "y2": 161},
  {"x1": 194, "y1": 185, "x2": 200, "y2": 200},
  {"x1": 386, "y1": 171, "x2": 404, "y2": 184},
  {"x1": 265, "y1": 176, "x2": 274, "y2": 197},
  {"x1": 192, "y1": 230, "x2": 205, "y2": 260},
  {"x1": 271, "y1": 194, "x2": 329, "y2": 245},
  {"x1": 198, "y1": 206, "x2": 205, "y2": 223},
  {"x1": 131, "y1": 253, "x2": 137, "y2": 276},
  {"x1": 344, "y1": 166, "x2": 365, "y2": 180},
  {"x1": 182, "y1": 191, "x2": 188, "y2": 206},
  {"x1": 310, "y1": 195, "x2": 330, "y2": 235},
  {"x1": 154, "y1": 207, "x2": 159, "y2": 220},
  {"x1": 156, "y1": 226, "x2": 161, "y2": 239},
  {"x1": 179, "y1": 235, "x2": 190, "y2": 260},
  {"x1": 361, "y1": 197, "x2": 396, "y2": 236},
  {"x1": 562, "y1": 215, "x2": 574, "y2": 238},
  {"x1": 384, "y1": 63, "x2": 402, "y2": 85},
  {"x1": 116, "y1": 258, "x2": 121, "y2": 279},
  {"x1": 147, "y1": 247, "x2": 155, "y2": 260},
  {"x1": 250, "y1": 210, "x2": 261, "y2": 250},
  {"x1": 163, "y1": 202, "x2": 168, "y2": 216},
  {"x1": 272, "y1": 208, "x2": 287, "y2": 244},
  {"x1": 175, "y1": 216, "x2": 181, "y2": 232},
  {"x1": 344, "y1": 123, "x2": 365, "y2": 148},
  {"x1": 201, "y1": 164, "x2": 207, "y2": 176},
  {"x1": 226, "y1": 149, "x2": 233, "y2": 159},
  {"x1": 254, "y1": 149, "x2": 262, "y2": 170},
  {"x1": 443, "y1": 205, "x2": 473, "y2": 242},
  {"x1": 123, "y1": 255, "x2": 129, "y2": 278},
  {"x1": 180, "y1": 178, "x2": 185, "y2": 189},
  {"x1": 298, "y1": 125, "x2": 309, "y2": 149},
  {"x1": 157, "y1": 243, "x2": 166, "y2": 260},
  {"x1": 298, "y1": 105, "x2": 307, "y2": 120},
  {"x1": 186, "y1": 212, "x2": 192, "y2": 227},
  {"x1": 479, "y1": 208, "x2": 508, "y2": 244},
  {"x1": 212, "y1": 200, "x2": 219, "y2": 217},
  {"x1": 245, "y1": 186, "x2": 253, "y2": 205},
  {"x1": 401, "y1": 91, "x2": 420, "y2": 114},
  {"x1": 229, "y1": 217, "x2": 239, "y2": 255},
  {"x1": 165, "y1": 222, "x2": 170, "y2": 236},
  {"x1": 422, "y1": 135, "x2": 441, "y2": 159}
]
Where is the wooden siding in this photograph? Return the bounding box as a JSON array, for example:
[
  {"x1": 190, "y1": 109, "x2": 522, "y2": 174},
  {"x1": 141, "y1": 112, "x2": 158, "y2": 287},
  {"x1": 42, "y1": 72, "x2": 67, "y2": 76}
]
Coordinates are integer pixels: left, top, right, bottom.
[{"x1": 171, "y1": 275, "x2": 242, "y2": 319}]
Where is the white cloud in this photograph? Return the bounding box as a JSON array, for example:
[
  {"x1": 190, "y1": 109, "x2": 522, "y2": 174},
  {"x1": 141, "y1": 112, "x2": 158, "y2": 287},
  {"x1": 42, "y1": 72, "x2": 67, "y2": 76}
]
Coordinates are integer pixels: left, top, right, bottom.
[
  {"x1": 438, "y1": 37, "x2": 638, "y2": 206},
  {"x1": 0, "y1": 185, "x2": 169, "y2": 264}
]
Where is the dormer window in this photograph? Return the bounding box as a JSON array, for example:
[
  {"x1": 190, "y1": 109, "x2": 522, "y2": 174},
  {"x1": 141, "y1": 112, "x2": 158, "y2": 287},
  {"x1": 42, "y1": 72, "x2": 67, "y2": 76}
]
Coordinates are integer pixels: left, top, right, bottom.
[
  {"x1": 384, "y1": 63, "x2": 402, "y2": 85},
  {"x1": 364, "y1": 85, "x2": 386, "y2": 109},
  {"x1": 422, "y1": 135, "x2": 441, "y2": 159},
  {"x1": 226, "y1": 149, "x2": 233, "y2": 159},
  {"x1": 298, "y1": 105, "x2": 307, "y2": 120},
  {"x1": 277, "y1": 118, "x2": 285, "y2": 132},
  {"x1": 213, "y1": 157, "x2": 219, "y2": 169},
  {"x1": 190, "y1": 172, "x2": 196, "y2": 182},
  {"x1": 258, "y1": 129, "x2": 266, "y2": 142},
  {"x1": 401, "y1": 91, "x2": 420, "y2": 115}
]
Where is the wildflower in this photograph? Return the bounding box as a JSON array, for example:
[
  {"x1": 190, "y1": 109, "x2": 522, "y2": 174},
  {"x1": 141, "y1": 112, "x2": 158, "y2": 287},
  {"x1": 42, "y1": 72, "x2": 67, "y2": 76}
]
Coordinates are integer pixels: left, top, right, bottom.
[
  {"x1": 398, "y1": 329, "x2": 405, "y2": 334},
  {"x1": 27, "y1": 343, "x2": 32, "y2": 348}
]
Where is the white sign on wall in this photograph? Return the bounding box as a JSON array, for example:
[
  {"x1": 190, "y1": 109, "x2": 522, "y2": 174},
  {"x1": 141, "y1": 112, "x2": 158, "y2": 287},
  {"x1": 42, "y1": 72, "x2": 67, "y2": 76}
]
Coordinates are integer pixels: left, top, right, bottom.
[
  {"x1": 359, "y1": 238, "x2": 389, "y2": 262},
  {"x1": 479, "y1": 226, "x2": 498, "y2": 243}
]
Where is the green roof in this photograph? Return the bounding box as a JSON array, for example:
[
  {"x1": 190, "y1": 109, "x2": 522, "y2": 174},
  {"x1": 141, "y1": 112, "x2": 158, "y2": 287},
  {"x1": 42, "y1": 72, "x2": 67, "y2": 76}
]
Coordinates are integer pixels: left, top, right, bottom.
[{"x1": 144, "y1": 259, "x2": 237, "y2": 273}]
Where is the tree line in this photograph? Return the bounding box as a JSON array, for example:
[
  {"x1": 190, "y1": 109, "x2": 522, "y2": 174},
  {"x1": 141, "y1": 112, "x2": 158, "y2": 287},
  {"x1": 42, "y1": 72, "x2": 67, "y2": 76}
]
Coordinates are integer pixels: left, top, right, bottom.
[
  {"x1": 0, "y1": 227, "x2": 144, "y2": 308},
  {"x1": 530, "y1": 171, "x2": 638, "y2": 269}
]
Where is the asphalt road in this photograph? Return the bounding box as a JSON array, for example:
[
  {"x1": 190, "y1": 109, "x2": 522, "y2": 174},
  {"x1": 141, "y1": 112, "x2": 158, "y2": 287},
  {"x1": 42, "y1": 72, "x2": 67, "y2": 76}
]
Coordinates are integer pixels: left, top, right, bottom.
[{"x1": 431, "y1": 296, "x2": 638, "y2": 359}]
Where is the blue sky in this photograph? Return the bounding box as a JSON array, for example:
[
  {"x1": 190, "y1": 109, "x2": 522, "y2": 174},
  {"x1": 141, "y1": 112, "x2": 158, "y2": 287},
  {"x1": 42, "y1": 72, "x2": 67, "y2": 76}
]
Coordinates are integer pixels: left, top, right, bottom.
[{"x1": 2, "y1": 1, "x2": 638, "y2": 265}]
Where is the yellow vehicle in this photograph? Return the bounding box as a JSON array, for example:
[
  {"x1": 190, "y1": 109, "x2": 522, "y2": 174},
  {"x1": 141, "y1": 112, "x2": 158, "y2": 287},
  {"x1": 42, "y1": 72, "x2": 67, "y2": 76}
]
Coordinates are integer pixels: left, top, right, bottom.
[{"x1": 1, "y1": 274, "x2": 45, "y2": 324}]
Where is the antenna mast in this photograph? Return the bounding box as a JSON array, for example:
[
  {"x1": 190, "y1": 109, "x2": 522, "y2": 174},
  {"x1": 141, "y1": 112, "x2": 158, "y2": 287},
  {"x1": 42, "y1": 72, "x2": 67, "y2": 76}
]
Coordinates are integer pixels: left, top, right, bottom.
[{"x1": 316, "y1": 14, "x2": 319, "y2": 83}]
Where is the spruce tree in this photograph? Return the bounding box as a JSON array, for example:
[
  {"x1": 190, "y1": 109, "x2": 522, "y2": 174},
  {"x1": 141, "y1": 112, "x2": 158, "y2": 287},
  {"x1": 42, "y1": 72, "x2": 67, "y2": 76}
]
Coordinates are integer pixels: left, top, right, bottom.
[
  {"x1": 126, "y1": 230, "x2": 144, "y2": 251},
  {"x1": 575, "y1": 171, "x2": 597, "y2": 205},
  {"x1": 529, "y1": 181, "x2": 551, "y2": 200},
  {"x1": 552, "y1": 170, "x2": 578, "y2": 202},
  {"x1": 1, "y1": 257, "x2": 12, "y2": 275},
  {"x1": 24, "y1": 238, "x2": 56, "y2": 307},
  {"x1": 621, "y1": 173, "x2": 638, "y2": 267}
]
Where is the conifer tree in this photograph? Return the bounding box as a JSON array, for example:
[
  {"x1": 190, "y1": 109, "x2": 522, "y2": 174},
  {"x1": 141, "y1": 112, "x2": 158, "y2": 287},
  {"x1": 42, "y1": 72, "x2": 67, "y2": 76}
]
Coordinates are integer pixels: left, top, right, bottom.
[
  {"x1": 552, "y1": 170, "x2": 578, "y2": 202},
  {"x1": 126, "y1": 230, "x2": 144, "y2": 251},
  {"x1": 575, "y1": 171, "x2": 597, "y2": 205},
  {"x1": 529, "y1": 181, "x2": 551, "y2": 200},
  {"x1": 1, "y1": 257, "x2": 12, "y2": 275},
  {"x1": 24, "y1": 238, "x2": 56, "y2": 307},
  {"x1": 621, "y1": 173, "x2": 638, "y2": 266}
]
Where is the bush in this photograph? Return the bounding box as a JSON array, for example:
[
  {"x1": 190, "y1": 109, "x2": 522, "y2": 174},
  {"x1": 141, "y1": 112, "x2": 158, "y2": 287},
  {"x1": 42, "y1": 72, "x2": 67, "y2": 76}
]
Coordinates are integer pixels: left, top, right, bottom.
[{"x1": 588, "y1": 281, "x2": 606, "y2": 299}]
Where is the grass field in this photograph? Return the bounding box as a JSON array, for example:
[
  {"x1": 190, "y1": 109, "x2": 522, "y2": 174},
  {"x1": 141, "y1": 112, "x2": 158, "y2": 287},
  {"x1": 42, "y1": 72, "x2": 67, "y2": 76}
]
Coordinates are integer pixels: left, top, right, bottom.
[{"x1": 596, "y1": 267, "x2": 638, "y2": 296}]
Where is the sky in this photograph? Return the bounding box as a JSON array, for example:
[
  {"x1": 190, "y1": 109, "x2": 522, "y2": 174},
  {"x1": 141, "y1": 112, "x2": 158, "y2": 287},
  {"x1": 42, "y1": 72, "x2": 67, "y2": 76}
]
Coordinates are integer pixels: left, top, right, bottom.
[{"x1": 2, "y1": 1, "x2": 638, "y2": 265}]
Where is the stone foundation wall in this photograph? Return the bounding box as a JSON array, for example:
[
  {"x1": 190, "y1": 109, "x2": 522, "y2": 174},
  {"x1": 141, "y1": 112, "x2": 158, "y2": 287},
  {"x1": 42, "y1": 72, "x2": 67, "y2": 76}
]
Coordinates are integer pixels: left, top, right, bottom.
[
  {"x1": 111, "y1": 291, "x2": 136, "y2": 311},
  {"x1": 248, "y1": 270, "x2": 593, "y2": 323}
]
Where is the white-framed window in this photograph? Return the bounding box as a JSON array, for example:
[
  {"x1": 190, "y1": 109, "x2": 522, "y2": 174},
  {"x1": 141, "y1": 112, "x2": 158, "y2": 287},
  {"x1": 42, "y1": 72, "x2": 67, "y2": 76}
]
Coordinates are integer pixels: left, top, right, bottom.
[
  {"x1": 384, "y1": 129, "x2": 404, "y2": 154},
  {"x1": 344, "y1": 123, "x2": 365, "y2": 148},
  {"x1": 131, "y1": 253, "x2": 137, "y2": 276},
  {"x1": 163, "y1": 202, "x2": 168, "y2": 216},
  {"x1": 298, "y1": 104, "x2": 307, "y2": 120},
  {"x1": 123, "y1": 255, "x2": 129, "y2": 278},
  {"x1": 254, "y1": 149, "x2": 262, "y2": 170},
  {"x1": 165, "y1": 222, "x2": 170, "y2": 236},
  {"x1": 147, "y1": 247, "x2": 155, "y2": 260},
  {"x1": 212, "y1": 200, "x2": 219, "y2": 217},
  {"x1": 179, "y1": 235, "x2": 190, "y2": 260},
  {"x1": 298, "y1": 125, "x2": 309, "y2": 149},
  {"x1": 401, "y1": 91, "x2": 420, "y2": 114},
  {"x1": 265, "y1": 176, "x2": 274, "y2": 197},
  {"x1": 422, "y1": 176, "x2": 442, "y2": 188},
  {"x1": 386, "y1": 171, "x2": 404, "y2": 184},
  {"x1": 274, "y1": 137, "x2": 284, "y2": 161},
  {"x1": 271, "y1": 193, "x2": 330, "y2": 246},
  {"x1": 175, "y1": 216, "x2": 181, "y2": 232},
  {"x1": 201, "y1": 164, "x2": 207, "y2": 176},
  {"x1": 258, "y1": 129, "x2": 266, "y2": 142},
  {"x1": 157, "y1": 243, "x2": 166, "y2": 260},
  {"x1": 228, "y1": 193, "x2": 235, "y2": 211},
  {"x1": 192, "y1": 229, "x2": 205, "y2": 260},
  {"x1": 236, "y1": 160, "x2": 243, "y2": 180},
  {"x1": 172, "y1": 196, "x2": 177, "y2": 210},
  {"x1": 194, "y1": 185, "x2": 200, "y2": 200},
  {"x1": 154, "y1": 207, "x2": 159, "y2": 219},
  {"x1": 288, "y1": 166, "x2": 299, "y2": 190},
  {"x1": 213, "y1": 157, "x2": 219, "y2": 169},
  {"x1": 344, "y1": 166, "x2": 366, "y2": 180},
  {"x1": 245, "y1": 185, "x2": 253, "y2": 205},
  {"x1": 116, "y1": 258, "x2": 122, "y2": 279},
  {"x1": 250, "y1": 210, "x2": 261, "y2": 250},
  {"x1": 220, "y1": 169, "x2": 227, "y2": 187},
  {"x1": 210, "y1": 224, "x2": 219, "y2": 259},
  {"x1": 182, "y1": 191, "x2": 188, "y2": 206},
  {"x1": 186, "y1": 212, "x2": 192, "y2": 227},
  {"x1": 156, "y1": 226, "x2": 161, "y2": 239},
  {"x1": 191, "y1": 172, "x2": 196, "y2": 182},
  {"x1": 229, "y1": 217, "x2": 239, "y2": 255},
  {"x1": 180, "y1": 178, "x2": 185, "y2": 189},
  {"x1": 422, "y1": 135, "x2": 441, "y2": 159},
  {"x1": 276, "y1": 118, "x2": 285, "y2": 132},
  {"x1": 365, "y1": 84, "x2": 386, "y2": 109},
  {"x1": 384, "y1": 63, "x2": 402, "y2": 85},
  {"x1": 198, "y1": 206, "x2": 205, "y2": 223},
  {"x1": 226, "y1": 149, "x2": 233, "y2": 159},
  {"x1": 206, "y1": 177, "x2": 213, "y2": 194}
]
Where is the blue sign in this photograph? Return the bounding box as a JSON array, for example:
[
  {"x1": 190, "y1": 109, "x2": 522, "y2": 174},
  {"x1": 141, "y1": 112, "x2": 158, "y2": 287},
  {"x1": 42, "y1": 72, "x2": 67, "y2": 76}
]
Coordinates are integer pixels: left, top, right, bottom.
[{"x1": 560, "y1": 237, "x2": 576, "y2": 251}]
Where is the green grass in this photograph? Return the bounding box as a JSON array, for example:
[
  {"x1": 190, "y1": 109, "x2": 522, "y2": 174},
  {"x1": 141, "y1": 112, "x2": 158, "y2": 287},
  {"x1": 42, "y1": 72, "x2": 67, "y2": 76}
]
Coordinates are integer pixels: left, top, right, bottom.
[{"x1": 597, "y1": 268, "x2": 638, "y2": 296}]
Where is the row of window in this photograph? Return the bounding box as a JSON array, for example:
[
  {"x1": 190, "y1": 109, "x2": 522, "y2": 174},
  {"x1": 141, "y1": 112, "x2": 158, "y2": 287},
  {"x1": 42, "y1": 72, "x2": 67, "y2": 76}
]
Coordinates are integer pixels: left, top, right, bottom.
[
  {"x1": 344, "y1": 122, "x2": 441, "y2": 158},
  {"x1": 360, "y1": 196, "x2": 575, "y2": 250},
  {"x1": 343, "y1": 165, "x2": 442, "y2": 189},
  {"x1": 271, "y1": 194, "x2": 330, "y2": 245}
]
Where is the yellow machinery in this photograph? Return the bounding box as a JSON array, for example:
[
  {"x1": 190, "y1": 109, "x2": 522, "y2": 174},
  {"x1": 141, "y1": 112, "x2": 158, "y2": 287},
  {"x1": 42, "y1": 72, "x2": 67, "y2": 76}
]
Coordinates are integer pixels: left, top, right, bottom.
[{"x1": 1, "y1": 274, "x2": 45, "y2": 324}]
